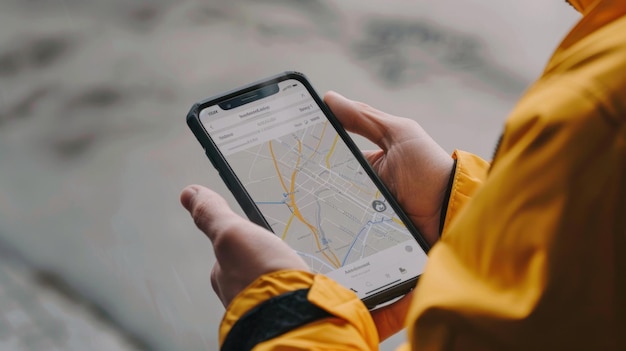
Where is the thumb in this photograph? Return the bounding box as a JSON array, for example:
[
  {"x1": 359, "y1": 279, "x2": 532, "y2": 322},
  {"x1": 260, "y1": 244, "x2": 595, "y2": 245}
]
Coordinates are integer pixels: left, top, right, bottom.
[
  {"x1": 323, "y1": 91, "x2": 399, "y2": 151},
  {"x1": 180, "y1": 184, "x2": 237, "y2": 243}
]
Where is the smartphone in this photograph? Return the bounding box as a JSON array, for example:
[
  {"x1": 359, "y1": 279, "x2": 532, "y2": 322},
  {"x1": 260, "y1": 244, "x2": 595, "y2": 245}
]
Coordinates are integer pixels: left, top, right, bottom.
[{"x1": 186, "y1": 72, "x2": 429, "y2": 308}]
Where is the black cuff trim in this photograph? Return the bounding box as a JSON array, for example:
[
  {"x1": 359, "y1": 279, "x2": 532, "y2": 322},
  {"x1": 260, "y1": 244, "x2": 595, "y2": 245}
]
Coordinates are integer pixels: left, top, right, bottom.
[
  {"x1": 221, "y1": 289, "x2": 332, "y2": 351},
  {"x1": 439, "y1": 159, "x2": 458, "y2": 236}
]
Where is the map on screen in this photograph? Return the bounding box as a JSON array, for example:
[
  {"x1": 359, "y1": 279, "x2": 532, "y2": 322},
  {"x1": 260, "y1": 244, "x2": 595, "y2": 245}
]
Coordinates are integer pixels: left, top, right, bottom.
[{"x1": 207, "y1": 84, "x2": 416, "y2": 274}]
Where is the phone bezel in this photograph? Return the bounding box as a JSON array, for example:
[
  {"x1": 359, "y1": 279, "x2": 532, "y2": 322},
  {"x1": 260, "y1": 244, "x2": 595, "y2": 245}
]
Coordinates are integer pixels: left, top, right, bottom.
[{"x1": 186, "y1": 71, "x2": 430, "y2": 309}]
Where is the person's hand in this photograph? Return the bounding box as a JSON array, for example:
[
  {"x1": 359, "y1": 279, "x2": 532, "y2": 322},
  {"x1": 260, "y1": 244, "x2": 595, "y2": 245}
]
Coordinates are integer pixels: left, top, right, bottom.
[
  {"x1": 324, "y1": 91, "x2": 454, "y2": 246},
  {"x1": 180, "y1": 185, "x2": 309, "y2": 307},
  {"x1": 370, "y1": 291, "x2": 415, "y2": 341},
  {"x1": 324, "y1": 91, "x2": 454, "y2": 341},
  {"x1": 181, "y1": 184, "x2": 411, "y2": 341},
  {"x1": 182, "y1": 184, "x2": 413, "y2": 341},
  {"x1": 182, "y1": 92, "x2": 454, "y2": 340}
]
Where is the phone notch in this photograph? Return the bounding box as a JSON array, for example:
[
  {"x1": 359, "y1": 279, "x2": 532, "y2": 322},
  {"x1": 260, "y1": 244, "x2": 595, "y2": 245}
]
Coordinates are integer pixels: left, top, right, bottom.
[{"x1": 219, "y1": 84, "x2": 279, "y2": 110}]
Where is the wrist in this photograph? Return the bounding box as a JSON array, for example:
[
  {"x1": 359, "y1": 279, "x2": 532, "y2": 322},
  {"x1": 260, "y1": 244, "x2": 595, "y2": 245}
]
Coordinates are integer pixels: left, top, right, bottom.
[
  {"x1": 439, "y1": 150, "x2": 490, "y2": 236},
  {"x1": 220, "y1": 270, "x2": 316, "y2": 343},
  {"x1": 219, "y1": 271, "x2": 378, "y2": 349},
  {"x1": 439, "y1": 158, "x2": 458, "y2": 236}
]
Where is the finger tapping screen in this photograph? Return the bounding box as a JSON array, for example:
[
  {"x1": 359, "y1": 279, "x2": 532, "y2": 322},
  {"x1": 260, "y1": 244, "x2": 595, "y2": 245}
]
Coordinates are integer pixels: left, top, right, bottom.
[{"x1": 199, "y1": 79, "x2": 427, "y2": 299}]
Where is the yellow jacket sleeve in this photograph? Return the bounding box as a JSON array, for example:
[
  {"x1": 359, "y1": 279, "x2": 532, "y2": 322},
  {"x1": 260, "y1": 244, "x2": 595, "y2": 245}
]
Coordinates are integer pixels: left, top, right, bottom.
[
  {"x1": 219, "y1": 270, "x2": 378, "y2": 350},
  {"x1": 441, "y1": 150, "x2": 490, "y2": 234},
  {"x1": 405, "y1": 12, "x2": 626, "y2": 350}
]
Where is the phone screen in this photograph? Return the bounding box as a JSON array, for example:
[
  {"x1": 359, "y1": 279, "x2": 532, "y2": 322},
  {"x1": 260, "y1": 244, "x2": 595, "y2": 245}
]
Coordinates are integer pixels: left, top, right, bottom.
[{"x1": 197, "y1": 77, "x2": 428, "y2": 302}]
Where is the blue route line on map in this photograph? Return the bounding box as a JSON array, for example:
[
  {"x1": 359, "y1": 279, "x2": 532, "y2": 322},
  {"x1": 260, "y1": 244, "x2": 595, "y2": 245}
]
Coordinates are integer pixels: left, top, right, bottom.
[
  {"x1": 314, "y1": 193, "x2": 331, "y2": 246},
  {"x1": 341, "y1": 217, "x2": 390, "y2": 267}
]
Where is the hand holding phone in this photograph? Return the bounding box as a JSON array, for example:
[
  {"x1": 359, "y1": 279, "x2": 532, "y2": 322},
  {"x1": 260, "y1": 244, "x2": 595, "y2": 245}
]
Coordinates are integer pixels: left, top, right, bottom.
[
  {"x1": 185, "y1": 72, "x2": 448, "y2": 308},
  {"x1": 322, "y1": 91, "x2": 454, "y2": 245},
  {"x1": 180, "y1": 184, "x2": 310, "y2": 306},
  {"x1": 181, "y1": 182, "x2": 416, "y2": 341}
]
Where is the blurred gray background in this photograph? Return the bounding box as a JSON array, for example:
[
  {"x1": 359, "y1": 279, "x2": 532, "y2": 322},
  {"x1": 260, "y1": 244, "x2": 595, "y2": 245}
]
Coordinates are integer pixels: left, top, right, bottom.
[{"x1": 0, "y1": 1, "x2": 578, "y2": 350}]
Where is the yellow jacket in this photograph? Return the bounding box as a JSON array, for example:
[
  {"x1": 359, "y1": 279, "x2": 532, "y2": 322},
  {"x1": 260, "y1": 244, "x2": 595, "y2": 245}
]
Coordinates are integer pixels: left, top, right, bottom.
[{"x1": 219, "y1": 1, "x2": 626, "y2": 349}]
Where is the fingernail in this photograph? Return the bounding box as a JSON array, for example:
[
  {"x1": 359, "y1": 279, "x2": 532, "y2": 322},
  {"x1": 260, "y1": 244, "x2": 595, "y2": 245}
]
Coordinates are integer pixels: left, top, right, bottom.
[
  {"x1": 180, "y1": 186, "x2": 199, "y2": 210},
  {"x1": 324, "y1": 90, "x2": 340, "y2": 100},
  {"x1": 328, "y1": 90, "x2": 345, "y2": 99}
]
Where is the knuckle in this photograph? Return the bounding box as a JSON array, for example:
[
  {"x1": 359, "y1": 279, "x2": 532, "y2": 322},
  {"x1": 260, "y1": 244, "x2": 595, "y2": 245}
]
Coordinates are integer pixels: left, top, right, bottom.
[
  {"x1": 208, "y1": 219, "x2": 240, "y2": 249},
  {"x1": 210, "y1": 266, "x2": 220, "y2": 294},
  {"x1": 193, "y1": 205, "x2": 243, "y2": 247},
  {"x1": 191, "y1": 198, "x2": 213, "y2": 231}
]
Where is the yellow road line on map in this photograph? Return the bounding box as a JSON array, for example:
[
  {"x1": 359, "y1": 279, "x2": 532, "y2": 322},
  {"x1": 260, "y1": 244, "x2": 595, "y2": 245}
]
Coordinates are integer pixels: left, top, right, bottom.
[
  {"x1": 347, "y1": 182, "x2": 374, "y2": 196},
  {"x1": 322, "y1": 132, "x2": 374, "y2": 196},
  {"x1": 269, "y1": 140, "x2": 294, "y2": 241},
  {"x1": 281, "y1": 213, "x2": 296, "y2": 240},
  {"x1": 270, "y1": 138, "x2": 340, "y2": 268},
  {"x1": 290, "y1": 140, "x2": 341, "y2": 268},
  {"x1": 269, "y1": 141, "x2": 289, "y2": 194},
  {"x1": 304, "y1": 123, "x2": 342, "y2": 267},
  {"x1": 392, "y1": 217, "x2": 406, "y2": 227},
  {"x1": 288, "y1": 139, "x2": 301, "y2": 197},
  {"x1": 307, "y1": 121, "x2": 328, "y2": 161},
  {"x1": 325, "y1": 135, "x2": 339, "y2": 169}
]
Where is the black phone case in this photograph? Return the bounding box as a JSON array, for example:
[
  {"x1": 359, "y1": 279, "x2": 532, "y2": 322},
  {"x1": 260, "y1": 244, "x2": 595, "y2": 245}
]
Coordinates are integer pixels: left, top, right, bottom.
[{"x1": 186, "y1": 71, "x2": 430, "y2": 309}]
